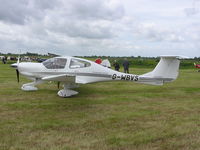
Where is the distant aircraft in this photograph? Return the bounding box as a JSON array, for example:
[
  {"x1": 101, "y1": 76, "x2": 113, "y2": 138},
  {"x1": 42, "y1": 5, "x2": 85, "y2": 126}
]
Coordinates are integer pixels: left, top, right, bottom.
[
  {"x1": 11, "y1": 56, "x2": 185, "y2": 97},
  {"x1": 194, "y1": 63, "x2": 200, "y2": 72}
]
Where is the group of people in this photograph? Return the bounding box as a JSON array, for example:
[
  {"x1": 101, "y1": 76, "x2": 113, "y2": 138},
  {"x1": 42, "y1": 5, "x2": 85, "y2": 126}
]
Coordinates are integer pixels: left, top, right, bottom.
[
  {"x1": 113, "y1": 58, "x2": 130, "y2": 73},
  {"x1": 95, "y1": 57, "x2": 130, "y2": 73}
]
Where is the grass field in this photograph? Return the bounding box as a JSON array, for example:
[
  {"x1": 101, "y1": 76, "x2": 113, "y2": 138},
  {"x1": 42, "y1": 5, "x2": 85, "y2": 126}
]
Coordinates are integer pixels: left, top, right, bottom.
[{"x1": 0, "y1": 63, "x2": 200, "y2": 150}]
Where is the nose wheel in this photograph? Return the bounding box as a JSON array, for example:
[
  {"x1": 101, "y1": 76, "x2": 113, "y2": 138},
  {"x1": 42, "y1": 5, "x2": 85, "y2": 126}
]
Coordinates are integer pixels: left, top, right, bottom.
[
  {"x1": 21, "y1": 85, "x2": 38, "y2": 91},
  {"x1": 21, "y1": 79, "x2": 43, "y2": 91}
]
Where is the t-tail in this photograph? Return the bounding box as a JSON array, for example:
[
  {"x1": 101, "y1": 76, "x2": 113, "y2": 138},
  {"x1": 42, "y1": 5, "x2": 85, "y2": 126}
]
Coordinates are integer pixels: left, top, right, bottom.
[{"x1": 137, "y1": 56, "x2": 187, "y2": 85}]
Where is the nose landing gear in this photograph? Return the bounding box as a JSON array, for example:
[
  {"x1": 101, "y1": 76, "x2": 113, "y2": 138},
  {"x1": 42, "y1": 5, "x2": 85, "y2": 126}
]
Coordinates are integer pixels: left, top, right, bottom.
[{"x1": 21, "y1": 79, "x2": 43, "y2": 91}]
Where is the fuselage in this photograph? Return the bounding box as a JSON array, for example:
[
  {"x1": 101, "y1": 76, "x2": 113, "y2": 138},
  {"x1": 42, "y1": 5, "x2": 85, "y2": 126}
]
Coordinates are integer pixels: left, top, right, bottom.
[
  {"x1": 10, "y1": 55, "x2": 184, "y2": 97},
  {"x1": 16, "y1": 56, "x2": 139, "y2": 84},
  {"x1": 11, "y1": 56, "x2": 184, "y2": 97}
]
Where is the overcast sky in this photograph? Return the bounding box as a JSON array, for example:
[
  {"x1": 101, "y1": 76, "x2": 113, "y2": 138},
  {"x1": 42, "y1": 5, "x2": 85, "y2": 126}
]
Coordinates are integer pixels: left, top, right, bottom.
[{"x1": 0, "y1": 0, "x2": 200, "y2": 57}]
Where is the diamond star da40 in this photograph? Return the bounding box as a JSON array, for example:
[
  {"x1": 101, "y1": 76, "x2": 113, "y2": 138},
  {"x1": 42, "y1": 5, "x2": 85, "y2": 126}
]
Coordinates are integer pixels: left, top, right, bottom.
[{"x1": 11, "y1": 56, "x2": 185, "y2": 97}]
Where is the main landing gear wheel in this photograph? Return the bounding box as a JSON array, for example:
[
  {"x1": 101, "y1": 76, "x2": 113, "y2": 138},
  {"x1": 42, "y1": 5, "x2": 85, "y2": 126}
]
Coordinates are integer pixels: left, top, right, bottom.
[
  {"x1": 57, "y1": 83, "x2": 79, "y2": 97},
  {"x1": 57, "y1": 89, "x2": 78, "y2": 97}
]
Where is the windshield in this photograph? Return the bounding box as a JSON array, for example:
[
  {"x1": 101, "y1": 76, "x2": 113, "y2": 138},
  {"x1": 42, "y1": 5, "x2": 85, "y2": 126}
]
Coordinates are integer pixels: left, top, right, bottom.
[{"x1": 43, "y1": 58, "x2": 67, "y2": 69}]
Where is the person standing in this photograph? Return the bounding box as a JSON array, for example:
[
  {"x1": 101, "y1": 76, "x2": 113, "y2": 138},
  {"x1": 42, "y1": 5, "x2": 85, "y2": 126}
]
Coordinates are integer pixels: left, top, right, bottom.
[
  {"x1": 95, "y1": 58, "x2": 102, "y2": 64},
  {"x1": 123, "y1": 58, "x2": 130, "y2": 73},
  {"x1": 2, "y1": 56, "x2": 6, "y2": 64},
  {"x1": 113, "y1": 60, "x2": 120, "y2": 71},
  {"x1": 4, "y1": 56, "x2": 7, "y2": 64}
]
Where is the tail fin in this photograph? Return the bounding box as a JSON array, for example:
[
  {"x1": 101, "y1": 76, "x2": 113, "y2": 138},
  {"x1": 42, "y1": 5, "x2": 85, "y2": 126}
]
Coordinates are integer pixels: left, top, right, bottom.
[{"x1": 139, "y1": 56, "x2": 186, "y2": 85}]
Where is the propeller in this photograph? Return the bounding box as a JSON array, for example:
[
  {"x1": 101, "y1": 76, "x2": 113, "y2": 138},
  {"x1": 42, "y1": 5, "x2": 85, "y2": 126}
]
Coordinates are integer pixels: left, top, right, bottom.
[
  {"x1": 16, "y1": 69, "x2": 19, "y2": 83},
  {"x1": 15, "y1": 56, "x2": 20, "y2": 83},
  {"x1": 57, "y1": 82, "x2": 60, "y2": 89},
  {"x1": 10, "y1": 54, "x2": 21, "y2": 83}
]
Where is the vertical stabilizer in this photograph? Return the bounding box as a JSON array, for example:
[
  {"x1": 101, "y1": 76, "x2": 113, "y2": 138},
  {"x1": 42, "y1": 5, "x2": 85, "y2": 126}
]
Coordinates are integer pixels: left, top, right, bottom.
[{"x1": 139, "y1": 56, "x2": 185, "y2": 85}]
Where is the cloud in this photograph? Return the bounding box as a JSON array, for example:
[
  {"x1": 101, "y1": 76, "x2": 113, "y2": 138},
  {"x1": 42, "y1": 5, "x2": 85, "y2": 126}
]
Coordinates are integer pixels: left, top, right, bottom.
[
  {"x1": 184, "y1": 8, "x2": 199, "y2": 16},
  {"x1": 0, "y1": 0, "x2": 124, "y2": 24},
  {"x1": 0, "y1": 0, "x2": 200, "y2": 57},
  {"x1": 0, "y1": 0, "x2": 124, "y2": 40},
  {"x1": 0, "y1": 0, "x2": 59, "y2": 24},
  {"x1": 66, "y1": 0, "x2": 124, "y2": 20},
  {"x1": 184, "y1": 0, "x2": 200, "y2": 16},
  {"x1": 0, "y1": 0, "x2": 125, "y2": 55},
  {"x1": 44, "y1": 16, "x2": 116, "y2": 39},
  {"x1": 43, "y1": 0, "x2": 124, "y2": 39},
  {"x1": 132, "y1": 22, "x2": 185, "y2": 42},
  {"x1": 0, "y1": 0, "x2": 29, "y2": 24}
]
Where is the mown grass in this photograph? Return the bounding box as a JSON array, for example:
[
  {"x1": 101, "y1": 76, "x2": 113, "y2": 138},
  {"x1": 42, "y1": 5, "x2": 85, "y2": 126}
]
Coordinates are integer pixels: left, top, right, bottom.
[{"x1": 0, "y1": 63, "x2": 200, "y2": 150}]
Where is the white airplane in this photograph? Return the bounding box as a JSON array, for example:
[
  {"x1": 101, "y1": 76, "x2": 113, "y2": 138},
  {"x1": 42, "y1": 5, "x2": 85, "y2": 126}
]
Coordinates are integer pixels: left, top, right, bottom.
[{"x1": 11, "y1": 55, "x2": 185, "y2": 97}]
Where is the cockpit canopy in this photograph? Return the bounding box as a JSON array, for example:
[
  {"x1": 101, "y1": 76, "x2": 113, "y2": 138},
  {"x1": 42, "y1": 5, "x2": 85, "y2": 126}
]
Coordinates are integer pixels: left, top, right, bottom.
[
  {"x1": 42, "y1": 58, "x2": 67, "y2": 69},
  {"x1": 42, "y1": 57, "x2": 91, "y2": 69},
  {"x1": 69, "y1": 58, "x2": 91, "y2": 69}
]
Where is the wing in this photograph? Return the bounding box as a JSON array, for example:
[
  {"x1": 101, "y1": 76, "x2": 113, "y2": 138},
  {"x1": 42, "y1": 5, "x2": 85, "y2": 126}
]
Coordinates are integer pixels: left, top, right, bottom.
[{"x1": 42, "y1": 74, "x2": 75, "y2": 83}]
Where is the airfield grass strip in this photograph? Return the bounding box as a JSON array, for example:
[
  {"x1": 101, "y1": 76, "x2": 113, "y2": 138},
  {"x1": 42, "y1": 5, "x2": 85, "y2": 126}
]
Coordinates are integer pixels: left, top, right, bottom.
[{"x1": 0, "y1": 64, "x2": 200, "y2": 150}]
